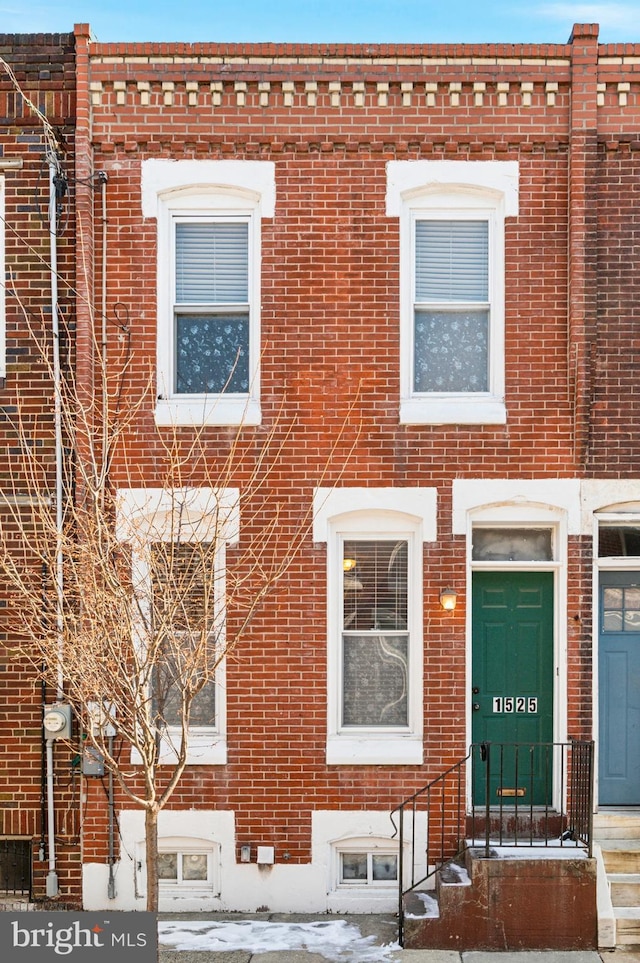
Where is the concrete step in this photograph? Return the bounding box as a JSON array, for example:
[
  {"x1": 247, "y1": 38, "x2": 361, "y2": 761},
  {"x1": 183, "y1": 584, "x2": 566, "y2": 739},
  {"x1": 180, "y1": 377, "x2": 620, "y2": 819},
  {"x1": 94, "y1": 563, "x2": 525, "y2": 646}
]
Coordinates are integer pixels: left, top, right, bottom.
[
  {"x1": 609, "y1": 873, "x2": 640, "y2": 906},
  {"x1": 600, "y1": 840, "x2": 640, "y2": 874},
  {"x1": 594, "y1": 813, "x2": 640, "y2": 839},
  {"x1": 615, "y1": 907, "x2": 640, "y2": 944}
]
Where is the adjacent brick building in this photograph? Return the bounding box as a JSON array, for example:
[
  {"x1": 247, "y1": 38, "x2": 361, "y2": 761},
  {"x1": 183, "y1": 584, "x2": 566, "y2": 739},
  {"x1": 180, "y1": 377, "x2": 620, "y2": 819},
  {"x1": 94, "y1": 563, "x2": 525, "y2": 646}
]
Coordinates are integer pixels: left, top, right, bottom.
[
  {"x1": 4, "y1": 21, "x2": 640, "y2": 930},
  {"x1": 0, "y1": 33, "x2": 78, "y2": 904}
]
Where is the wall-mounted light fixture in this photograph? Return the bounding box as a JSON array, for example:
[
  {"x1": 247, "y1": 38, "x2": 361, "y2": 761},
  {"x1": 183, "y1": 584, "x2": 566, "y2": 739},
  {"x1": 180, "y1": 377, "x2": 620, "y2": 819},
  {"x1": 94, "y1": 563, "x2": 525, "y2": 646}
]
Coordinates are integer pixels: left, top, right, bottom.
[
  {"x1": 440, "y1": 588, "x2": 457, "y2": 611},
  {"x1": 343, "y1": 557, "x2": 363, "y2": 591}
]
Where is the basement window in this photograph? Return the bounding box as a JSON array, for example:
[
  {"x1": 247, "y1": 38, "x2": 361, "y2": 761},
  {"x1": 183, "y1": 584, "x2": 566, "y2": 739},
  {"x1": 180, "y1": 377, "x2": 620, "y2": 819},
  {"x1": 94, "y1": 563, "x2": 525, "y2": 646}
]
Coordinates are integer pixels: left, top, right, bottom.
[{"x1": 339, "y1": 851, "x2": 398, "y2": 887}]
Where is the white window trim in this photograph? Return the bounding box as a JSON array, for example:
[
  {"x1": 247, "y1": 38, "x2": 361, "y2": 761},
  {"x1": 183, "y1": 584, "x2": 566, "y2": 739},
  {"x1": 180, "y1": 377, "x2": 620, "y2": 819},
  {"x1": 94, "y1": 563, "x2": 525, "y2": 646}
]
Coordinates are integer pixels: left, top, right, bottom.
[
  {"x1": 142, "y1": 159, "x2": 275, "y2": 428},
  {"x1": 334, "y1": 839, "x2": 398, "y2": 890},
  {"x1": 157, "y1": 837, "x2": 219, "y2": 896},
  {"x1": 387, "y1": 160, "x2": 518, "y2": 426},
  {"x1": 583, "y1": 482, "x2": 640, "y2": 808},
  {"x1": 315, "y1": 488, "x2": 436, "y2": 766},
  {"x1": 312, "y1": 811, "x2": 426, "y2": 913},
  {"x1": 117, "y1": 486, "x2": 239, "y2": 765},
  {"x1": 459, "y1": 492, "x2": 570, "y2": 812}
]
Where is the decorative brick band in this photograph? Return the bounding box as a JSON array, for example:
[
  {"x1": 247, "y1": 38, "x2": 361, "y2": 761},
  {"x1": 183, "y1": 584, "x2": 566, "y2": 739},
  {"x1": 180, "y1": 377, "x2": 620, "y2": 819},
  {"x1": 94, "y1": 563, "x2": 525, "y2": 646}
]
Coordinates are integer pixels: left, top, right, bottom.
[{"x1": 87, "y1": 77, "x2": 574, "y2": 109}]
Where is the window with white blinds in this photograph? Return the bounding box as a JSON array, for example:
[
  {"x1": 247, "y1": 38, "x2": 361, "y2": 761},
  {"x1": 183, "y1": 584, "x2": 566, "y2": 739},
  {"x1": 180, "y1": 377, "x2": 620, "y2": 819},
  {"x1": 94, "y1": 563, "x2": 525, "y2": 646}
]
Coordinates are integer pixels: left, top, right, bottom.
[
  {"x1": 413, "y1": 218, "x2": 490, "y2": 394},
  {"x1": 415, "y1": 220, "x2": 488, "y2": 303},
  {"x1": 320, "y1": 496, "x2": 426, "y2": 766},
  {"x1": 173, "y1": 219, "x2": 250, "y2": 396},
  {"x1": 388, "y1": 159, "x2": 516, "y2": 425},
  {"x1": 175, "y1": 222, "x2": 248, "y2": 304},
  {"x1": 146, "y1": 159, "x2": 275, "y2": 427}
]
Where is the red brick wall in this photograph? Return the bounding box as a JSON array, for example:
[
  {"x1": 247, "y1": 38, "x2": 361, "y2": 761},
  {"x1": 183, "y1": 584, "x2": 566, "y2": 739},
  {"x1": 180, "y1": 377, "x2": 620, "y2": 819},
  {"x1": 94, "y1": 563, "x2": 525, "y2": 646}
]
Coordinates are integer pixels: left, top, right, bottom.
[
  {"x1": 589, "y1": 146, "x2": 640, "y2": 473},
  {"x1": 75, "y1": 33, "x2": 593, "y2": 869},
  {"x1": 0, "y1": 32, "x2": 79, "y2": 904}
]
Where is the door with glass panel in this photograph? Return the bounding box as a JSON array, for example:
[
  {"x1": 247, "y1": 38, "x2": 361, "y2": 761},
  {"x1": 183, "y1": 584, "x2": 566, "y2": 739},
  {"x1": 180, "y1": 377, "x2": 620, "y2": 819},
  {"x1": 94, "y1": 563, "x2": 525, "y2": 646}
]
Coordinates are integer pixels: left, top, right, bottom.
[
  {"x1": 341, "y1": 539, "x2": 408, "y2": 729},
  {"x1": 471, "y1": 528, "x2": 555, "y2": 806},
  {"x1": 599, "y1": 570, "x2": 640, "y2": 805}
]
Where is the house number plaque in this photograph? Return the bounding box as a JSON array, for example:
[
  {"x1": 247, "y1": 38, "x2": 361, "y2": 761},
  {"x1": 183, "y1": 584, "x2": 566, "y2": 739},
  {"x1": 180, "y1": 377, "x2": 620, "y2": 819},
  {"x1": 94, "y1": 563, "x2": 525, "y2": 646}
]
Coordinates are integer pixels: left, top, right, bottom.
[{"x1": 492, "y1": 696, "x2": 538, "y2": 713}]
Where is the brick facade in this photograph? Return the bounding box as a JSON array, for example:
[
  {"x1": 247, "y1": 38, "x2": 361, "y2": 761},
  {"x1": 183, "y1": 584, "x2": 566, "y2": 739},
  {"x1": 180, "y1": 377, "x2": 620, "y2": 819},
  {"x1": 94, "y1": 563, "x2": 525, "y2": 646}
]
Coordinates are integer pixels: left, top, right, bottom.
[
  {"x1": 3, "y1": 20, "x2": 640, "y2": 915},
  {"x1": 0, "y1": 32, "x2": 78, "y2": 904}
]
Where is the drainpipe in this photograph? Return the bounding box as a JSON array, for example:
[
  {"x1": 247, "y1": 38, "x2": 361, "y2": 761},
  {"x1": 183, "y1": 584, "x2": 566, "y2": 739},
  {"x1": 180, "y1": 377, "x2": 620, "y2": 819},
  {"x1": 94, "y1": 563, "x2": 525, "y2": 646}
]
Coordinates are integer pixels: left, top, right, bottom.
[
  {"x1": 107, "y1": 734, "x2": 116, "y2": 899},
  {"x1": 39, "y1": 563, "x2": 47, "y2": 864},
  {"x1": 97, "y1": 171, "x2": 108, "y2": 484},
  {"x1": 45, "y1": 150, "x2": 65, "y2": 899}
]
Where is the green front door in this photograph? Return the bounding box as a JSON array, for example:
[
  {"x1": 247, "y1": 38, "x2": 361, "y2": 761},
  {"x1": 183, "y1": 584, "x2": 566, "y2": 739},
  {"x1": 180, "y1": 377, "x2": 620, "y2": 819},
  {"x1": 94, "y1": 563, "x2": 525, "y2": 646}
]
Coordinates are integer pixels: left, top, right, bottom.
[{"x1": 472, "y1": 571, "x2": 554, "y2": 805}]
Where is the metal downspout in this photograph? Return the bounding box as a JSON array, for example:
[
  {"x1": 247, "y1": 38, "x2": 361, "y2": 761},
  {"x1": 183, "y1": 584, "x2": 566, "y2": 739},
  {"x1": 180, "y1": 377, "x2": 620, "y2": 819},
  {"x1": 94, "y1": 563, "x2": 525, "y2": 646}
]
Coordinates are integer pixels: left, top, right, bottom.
[{"x1": 45, "y1": 152, "x2": 65, "y2": 899}]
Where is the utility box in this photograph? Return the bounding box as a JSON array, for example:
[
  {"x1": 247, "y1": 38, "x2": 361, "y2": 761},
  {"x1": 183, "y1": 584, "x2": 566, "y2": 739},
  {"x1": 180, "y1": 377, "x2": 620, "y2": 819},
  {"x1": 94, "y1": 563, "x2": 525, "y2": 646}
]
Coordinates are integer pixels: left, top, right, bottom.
[
  {"x1": 82, "y1": 746, "x2": 105, "y2": 777},
  {"x1": 43, "y1": 703, "x2": 72, "y2": 741}
]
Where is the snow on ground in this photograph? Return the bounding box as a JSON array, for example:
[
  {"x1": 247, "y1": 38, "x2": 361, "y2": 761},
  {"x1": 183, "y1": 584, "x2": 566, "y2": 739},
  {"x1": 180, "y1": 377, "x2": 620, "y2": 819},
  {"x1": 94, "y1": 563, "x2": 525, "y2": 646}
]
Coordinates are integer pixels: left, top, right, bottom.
[
  {"x1": 405, "y1": 892, "x2": 439, "y2": 920},
  {"x1": 158, "y1": 918, "x2": 400, "y2": 962},
  {"x1": 467, "y1": 840, "x2": 588, "y2": 859}
]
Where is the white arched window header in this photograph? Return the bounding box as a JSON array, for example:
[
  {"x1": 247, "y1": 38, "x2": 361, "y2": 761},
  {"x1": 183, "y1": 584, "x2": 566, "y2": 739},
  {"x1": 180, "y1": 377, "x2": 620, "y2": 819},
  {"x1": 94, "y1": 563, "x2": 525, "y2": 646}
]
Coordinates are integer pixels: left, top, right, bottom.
[
  {"x1": 142, "y1": 159, "x2": 276, "y2": 219},
  {"x1": 385, "y1": 160, "x2": 519, "y2": 217},
  {"x1": 116, "y1": 487, "x2": 239, "y2": 546},
  {"x1": 452, "y1": 479, "x2": 581, "y2": 535},
  {"x1": 313, "y1": 487, "x2": 437, "y2": 543}
]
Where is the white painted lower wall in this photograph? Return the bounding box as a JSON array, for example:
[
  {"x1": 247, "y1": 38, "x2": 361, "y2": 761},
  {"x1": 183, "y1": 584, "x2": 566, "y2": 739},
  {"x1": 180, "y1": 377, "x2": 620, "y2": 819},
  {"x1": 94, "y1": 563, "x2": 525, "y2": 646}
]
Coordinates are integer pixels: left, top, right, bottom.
[{"x1": 82, "y1": 808, "x2": 426, "y2": 914}]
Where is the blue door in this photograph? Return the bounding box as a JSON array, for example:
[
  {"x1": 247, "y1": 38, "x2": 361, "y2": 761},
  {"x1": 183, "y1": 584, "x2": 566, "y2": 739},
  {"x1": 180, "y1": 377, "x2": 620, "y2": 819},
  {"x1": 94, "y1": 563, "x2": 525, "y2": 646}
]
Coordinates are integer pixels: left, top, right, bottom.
[{"x1": 599, "y1": 572, "x2": 640, "y2": 804}]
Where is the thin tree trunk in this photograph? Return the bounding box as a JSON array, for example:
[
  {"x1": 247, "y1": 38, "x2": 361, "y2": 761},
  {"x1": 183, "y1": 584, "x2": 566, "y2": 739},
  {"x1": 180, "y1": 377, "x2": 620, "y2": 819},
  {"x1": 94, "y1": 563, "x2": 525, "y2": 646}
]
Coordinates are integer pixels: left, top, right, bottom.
[{"x1": 145, "y1": 806, "x2": 159, "y2": 913}]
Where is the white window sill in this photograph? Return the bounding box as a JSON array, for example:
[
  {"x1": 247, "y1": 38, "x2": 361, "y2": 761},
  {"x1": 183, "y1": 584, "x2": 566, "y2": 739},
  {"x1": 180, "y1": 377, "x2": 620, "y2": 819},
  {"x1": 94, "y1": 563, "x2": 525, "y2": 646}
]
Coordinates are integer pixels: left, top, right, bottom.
[
  {"x1": 326, "y1": 735, "x2": 423, "y2": 766},
  {"x1": 131, "y1": 734, "x2": 227, "y2": 766},
  {"x1": 400, "y1": 396, "x2": 506, "y2": 425},
  {"x1": 155, "y1": 397, "x2": 261, "y2": 427}
]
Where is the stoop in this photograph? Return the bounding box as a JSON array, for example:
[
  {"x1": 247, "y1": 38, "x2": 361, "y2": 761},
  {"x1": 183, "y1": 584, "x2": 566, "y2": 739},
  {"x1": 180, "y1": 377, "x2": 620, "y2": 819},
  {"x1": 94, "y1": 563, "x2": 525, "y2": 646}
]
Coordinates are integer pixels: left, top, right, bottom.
[{"x1": 403, "y1": 846, "x2": 598, "y2": 951}]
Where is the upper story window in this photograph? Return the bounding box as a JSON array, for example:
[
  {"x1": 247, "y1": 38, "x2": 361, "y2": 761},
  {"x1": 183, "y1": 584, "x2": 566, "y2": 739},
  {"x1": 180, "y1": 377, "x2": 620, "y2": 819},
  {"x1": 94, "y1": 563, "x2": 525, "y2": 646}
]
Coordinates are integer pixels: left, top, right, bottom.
[
  {"x1": 142, "y1": 160, "x2": 275, "y2": 427},
  {"x1": 174, "y1": 219, "x2": 250, "y2": 395},
  {"x1": 387, "y1": 160, "x2": 519, "y2": 426},
  {"x1": 414, "y1": 218, "x2": 489, "y2": 393}
]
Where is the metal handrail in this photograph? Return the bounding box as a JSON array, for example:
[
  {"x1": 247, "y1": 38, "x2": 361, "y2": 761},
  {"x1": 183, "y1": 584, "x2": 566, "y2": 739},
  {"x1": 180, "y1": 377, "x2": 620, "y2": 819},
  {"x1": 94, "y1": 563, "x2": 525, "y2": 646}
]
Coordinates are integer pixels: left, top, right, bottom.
[{"x1": 391, "y1": 740, "x2": 594, "y2": 946}]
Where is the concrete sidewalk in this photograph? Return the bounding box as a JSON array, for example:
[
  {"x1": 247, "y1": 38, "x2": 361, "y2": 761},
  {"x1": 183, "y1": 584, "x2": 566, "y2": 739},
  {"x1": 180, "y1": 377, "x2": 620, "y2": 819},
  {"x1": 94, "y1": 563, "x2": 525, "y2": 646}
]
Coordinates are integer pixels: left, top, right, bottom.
[
  {"x1": 160, "y1": 953, "x2": 607, "y2": 963},
  {"x1": 157, "y1": 913, "x2": 628, "y2": 963}
]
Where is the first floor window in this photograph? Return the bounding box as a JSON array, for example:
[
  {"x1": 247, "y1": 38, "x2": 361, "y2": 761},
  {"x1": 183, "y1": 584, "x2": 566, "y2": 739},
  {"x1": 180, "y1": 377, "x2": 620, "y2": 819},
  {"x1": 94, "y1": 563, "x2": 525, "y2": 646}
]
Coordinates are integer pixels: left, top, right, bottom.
[
  {"x1": 315, "y1": 488, "x2": 432, "y2": 765},
  {"x1": 150, "y1": 540, "x2": 220, "y2": 730},
  {"x1": 118, "y1": 486, "x2": 239, "y2": 765},
  {"x1": 342, "y1": 539, "x2": 408, "y2": 728}
]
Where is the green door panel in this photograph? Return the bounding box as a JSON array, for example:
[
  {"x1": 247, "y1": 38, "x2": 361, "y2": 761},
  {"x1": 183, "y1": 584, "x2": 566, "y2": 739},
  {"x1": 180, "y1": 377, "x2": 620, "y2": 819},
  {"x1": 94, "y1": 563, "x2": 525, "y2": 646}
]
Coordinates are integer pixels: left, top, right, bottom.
[{"x1": 472, "y1": 571, "x2": 554, "y2": 805}]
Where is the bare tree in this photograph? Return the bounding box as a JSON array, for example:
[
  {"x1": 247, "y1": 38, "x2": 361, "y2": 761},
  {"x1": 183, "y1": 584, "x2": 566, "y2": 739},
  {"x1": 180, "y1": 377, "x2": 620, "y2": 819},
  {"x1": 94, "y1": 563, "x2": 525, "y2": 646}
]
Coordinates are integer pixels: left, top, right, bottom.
[
  {"x1": 0, "y1": 310, "x2": 359, "y2": 910},
  {"x1": 0, "y1": 66, "x2": 356, "y2": 916},
  {"x1": 0, "y1": 58, "x2": 359, "y2": 912}
]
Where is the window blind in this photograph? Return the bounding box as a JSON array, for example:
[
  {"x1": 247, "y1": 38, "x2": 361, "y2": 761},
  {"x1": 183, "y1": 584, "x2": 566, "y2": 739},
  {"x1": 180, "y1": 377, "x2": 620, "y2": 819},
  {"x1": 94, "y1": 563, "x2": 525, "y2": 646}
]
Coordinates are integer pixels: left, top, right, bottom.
[
  {"x1": 415, "y1": 219, "x2": 488, "y2": 302},
  {"x1": 175, "y1": 222, "x2": 248, "y2": 303}
]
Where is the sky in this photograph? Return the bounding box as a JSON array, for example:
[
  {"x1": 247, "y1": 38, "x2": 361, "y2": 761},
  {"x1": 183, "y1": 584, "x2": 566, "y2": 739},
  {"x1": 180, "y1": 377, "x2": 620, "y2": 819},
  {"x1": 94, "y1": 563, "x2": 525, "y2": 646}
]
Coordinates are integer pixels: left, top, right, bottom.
[{"x1": 1, "y1": 1, "x2": 639, "y2": 45}]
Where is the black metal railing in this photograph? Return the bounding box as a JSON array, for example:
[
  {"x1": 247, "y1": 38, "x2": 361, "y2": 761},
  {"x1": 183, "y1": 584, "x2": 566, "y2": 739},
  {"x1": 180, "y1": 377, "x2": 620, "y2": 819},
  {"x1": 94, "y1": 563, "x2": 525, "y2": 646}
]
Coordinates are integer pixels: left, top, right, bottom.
[
  {"x1": 0, "y1": 839, "x2": 31, "y2": 898},
  {"x1": 391, "y1": 740, "x2": 594, "y2": 945}
]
